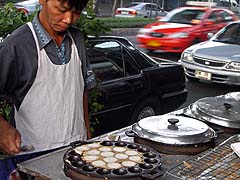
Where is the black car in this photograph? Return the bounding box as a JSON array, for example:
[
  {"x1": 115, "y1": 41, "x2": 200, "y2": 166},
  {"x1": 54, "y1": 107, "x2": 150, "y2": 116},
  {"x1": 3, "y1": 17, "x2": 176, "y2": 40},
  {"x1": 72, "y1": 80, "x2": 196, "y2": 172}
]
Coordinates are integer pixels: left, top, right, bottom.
[{"x1": 87, "y1": 36, "x2": 188, "y2": 136}]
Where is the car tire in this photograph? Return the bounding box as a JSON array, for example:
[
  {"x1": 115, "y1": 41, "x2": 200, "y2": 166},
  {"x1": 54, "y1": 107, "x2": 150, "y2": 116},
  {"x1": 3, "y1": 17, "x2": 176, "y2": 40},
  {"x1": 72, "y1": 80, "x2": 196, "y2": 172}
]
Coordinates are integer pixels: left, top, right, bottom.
[
  {"x1": 186, "y1": 75, "x2": 199, "y2": 82},
  {"x1": 129, "y1": 97, "x2": 160, "y2": 124}
]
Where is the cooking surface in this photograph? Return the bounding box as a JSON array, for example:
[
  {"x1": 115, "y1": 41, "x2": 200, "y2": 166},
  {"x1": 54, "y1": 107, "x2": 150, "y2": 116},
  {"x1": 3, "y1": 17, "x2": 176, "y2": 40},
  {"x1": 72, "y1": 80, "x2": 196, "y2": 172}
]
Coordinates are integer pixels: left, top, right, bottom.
[
  {"x1": 63, "y1": 140, "x2": 162, "y2": 179},
  {"x1": 167, "y1": 135, "x2": 240, "y2": 179},
  {"x1": 17, "y1": 115, "x2": 235, "y2": 180}
]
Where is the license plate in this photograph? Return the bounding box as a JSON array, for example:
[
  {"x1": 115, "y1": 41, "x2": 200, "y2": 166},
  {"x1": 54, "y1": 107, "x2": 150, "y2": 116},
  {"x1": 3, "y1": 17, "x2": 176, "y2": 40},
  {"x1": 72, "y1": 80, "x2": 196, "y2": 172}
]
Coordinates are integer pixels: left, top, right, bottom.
[
  {"x1": 195, "y1": 70, "x2": 211, "y2": 80},
  {"x1": 147, "y1": 41, "x2": 161, "y2": 47},
  {"x1": 121, "y1": 11, "x2": 128, "y2": 15}
]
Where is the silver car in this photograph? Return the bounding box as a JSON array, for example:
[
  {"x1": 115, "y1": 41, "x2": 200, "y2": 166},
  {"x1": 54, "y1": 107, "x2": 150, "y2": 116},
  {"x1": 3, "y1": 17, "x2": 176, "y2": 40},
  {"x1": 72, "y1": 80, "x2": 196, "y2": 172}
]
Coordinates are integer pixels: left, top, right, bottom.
[
  {"x1": 180, "y1": 20, "x2": 240, "y2": 85},
  {"x1": 114, "y1": 2, "x2": 167, "y2": 18}
]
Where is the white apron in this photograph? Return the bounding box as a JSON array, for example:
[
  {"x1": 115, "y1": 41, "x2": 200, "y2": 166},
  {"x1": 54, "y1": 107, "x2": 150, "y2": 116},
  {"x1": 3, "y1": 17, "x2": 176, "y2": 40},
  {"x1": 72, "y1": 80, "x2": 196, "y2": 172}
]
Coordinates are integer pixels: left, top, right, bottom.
[{"x1": 15, "y1": 22, "x2": 87, "y2": 154}]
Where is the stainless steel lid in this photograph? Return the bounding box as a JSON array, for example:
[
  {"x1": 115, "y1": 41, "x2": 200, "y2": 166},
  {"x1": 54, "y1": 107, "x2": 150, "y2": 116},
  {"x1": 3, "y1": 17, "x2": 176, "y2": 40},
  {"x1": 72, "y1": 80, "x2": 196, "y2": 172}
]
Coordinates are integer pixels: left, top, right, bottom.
[
  {"x1": 132, "y1": 114, "x2": 216, "y2": 145},
  {"x1": 191, "y1": 93, "x2": 240, "y2": 129}
]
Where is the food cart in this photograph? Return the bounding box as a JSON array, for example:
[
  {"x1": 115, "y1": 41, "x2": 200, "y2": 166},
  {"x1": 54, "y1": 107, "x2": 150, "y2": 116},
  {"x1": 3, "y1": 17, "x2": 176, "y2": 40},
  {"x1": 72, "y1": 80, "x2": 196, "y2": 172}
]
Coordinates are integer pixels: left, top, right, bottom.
[{"x1": 17, "y1": 93, "x2": 240, "y2": 179}]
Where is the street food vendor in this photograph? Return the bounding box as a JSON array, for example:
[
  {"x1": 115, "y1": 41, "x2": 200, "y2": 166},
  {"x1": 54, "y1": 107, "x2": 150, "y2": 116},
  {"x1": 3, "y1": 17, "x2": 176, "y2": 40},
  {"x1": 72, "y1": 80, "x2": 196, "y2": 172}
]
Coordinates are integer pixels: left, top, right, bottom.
[{"x1": 0, "y1": 0, "x2": 96, "y2": 179}]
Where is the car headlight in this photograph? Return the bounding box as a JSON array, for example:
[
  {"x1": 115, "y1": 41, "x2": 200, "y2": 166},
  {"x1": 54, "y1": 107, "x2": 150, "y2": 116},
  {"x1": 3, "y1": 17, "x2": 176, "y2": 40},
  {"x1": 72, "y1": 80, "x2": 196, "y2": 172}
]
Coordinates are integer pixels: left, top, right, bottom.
[
  {"x1": 168, "y1": 32, "x2": 189, "y2": 38},
  {"x1": 138, "y1": 28, "x2": 151, "y2": 35},
  {"x1": 226, "y1": 62, "x2": 240, "y2": 71},
  {"x1": 181, "y1": 52, "x2": 194, "y2": 62}
]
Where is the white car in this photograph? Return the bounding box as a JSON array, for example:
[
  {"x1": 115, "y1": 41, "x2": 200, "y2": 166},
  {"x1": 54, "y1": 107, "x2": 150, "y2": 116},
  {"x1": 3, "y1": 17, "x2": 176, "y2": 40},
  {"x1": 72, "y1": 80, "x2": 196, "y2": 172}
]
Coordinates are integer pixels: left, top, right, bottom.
[
  {"x1": 14, "y1": 0, "x2": 40, "y2": 14},
  {"x1": 114, "y1": 2, "x2": 167, "y2": 18},
  {"x1": 180, "y1": 20, "x2": 240, "y2": 85}
]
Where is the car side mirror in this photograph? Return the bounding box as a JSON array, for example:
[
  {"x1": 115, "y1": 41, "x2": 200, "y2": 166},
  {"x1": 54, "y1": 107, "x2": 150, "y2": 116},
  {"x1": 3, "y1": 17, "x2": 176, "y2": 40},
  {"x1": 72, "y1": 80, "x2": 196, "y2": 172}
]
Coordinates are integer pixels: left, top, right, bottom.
[
  {"x1": 207, "y1": 33, "x2": 214, "y2": 39},
  {"x1": 203, "y1": 19, "x2": 215, "y2": 25}
]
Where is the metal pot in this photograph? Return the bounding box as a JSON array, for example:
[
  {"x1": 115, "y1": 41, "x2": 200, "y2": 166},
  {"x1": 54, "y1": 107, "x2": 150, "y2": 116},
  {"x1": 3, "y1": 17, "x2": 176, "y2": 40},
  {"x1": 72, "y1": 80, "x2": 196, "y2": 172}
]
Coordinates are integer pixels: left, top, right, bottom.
[
  {"x1": 189, "y1": 92, "x2": 240, "y2": 133},
  {"x1": 126, "y1": 114, "x2": 217, "y2": 155}
]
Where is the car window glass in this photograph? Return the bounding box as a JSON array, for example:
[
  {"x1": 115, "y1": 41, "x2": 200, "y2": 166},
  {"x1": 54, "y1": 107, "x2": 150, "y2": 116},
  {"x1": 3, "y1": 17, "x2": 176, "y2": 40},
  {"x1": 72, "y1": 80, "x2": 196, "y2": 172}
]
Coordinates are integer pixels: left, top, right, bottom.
[
  {"x1": 122, "y1": 49, "x2": 140, "y2": 76},
  {"x1": 165, "y1": 9, "x2": 204, "y2": 24},
  {"x1": 221, "y1": 11, "x2": 234, "y2": 22},
  {"x1": 215, "y1": 23, "x2": 240, "y2": 45},
  {"x1": 87, "y1": 41, "x2": 124, "y2": 82},
  {"x1": 208, "y1": 11, "x2": 220, "y2": 22},
  {"x1": 145, "y1": 4, "x2": 152, "y2": 10}
]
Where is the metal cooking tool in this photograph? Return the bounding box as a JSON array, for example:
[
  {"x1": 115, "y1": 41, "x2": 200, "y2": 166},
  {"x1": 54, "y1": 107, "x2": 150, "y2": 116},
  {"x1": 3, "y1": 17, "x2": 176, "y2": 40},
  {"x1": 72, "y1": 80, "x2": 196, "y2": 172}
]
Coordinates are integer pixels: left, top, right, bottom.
[
  {"x1": 129, "y1": 114, "x2": 216, "y2": 145},
  {"x1": 190, "y1": 94, "x2": 240, "y2": 129},
  {"x1": 126, "y1": 114, "x2": 217, "y2": 155}
]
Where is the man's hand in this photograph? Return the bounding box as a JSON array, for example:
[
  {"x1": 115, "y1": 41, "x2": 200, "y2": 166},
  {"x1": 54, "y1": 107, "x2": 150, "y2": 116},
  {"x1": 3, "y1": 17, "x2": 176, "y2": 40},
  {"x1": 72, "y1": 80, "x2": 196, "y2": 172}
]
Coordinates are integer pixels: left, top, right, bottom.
[{"x1": 0, "y1": 116, "x2": 21, "y2": 155}]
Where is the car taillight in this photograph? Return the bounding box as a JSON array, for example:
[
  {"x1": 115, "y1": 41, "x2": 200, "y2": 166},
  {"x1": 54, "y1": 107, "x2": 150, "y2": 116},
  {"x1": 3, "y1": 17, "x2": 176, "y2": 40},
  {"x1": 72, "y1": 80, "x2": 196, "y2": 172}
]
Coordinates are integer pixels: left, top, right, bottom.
[
  {"x1": 18, "y1": 8, "x2": 28, "y2": 14},
  {"x1": 129, "y1": 11, "x2": 137, "y2": 15},
  {"x1": 115, "y1": 10, "x2": 121, "y2": 14}
]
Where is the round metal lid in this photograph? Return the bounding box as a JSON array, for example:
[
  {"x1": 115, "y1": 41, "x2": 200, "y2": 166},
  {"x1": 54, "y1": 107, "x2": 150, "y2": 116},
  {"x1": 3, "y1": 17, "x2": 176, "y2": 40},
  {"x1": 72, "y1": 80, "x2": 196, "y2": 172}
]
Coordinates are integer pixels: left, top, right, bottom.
[
  {"x1": 193, "y1": 94, "x2": 240, "y2": 128},
  {"x1": 132, "y1": 114, "x2": 216, "y2": 145}
]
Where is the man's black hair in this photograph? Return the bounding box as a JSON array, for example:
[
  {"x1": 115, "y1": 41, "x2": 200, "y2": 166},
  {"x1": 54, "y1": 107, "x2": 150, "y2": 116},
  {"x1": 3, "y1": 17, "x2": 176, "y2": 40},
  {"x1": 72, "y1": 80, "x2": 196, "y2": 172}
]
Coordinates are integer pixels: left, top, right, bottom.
[{"x1": 65, "y1": 0, "x2": 89, "y2": 12}]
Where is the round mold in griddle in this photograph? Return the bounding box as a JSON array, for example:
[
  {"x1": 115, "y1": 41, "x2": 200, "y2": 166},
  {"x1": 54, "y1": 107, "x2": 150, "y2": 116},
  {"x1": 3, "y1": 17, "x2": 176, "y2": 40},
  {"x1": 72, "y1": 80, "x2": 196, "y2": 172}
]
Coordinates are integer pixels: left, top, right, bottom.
[
  {"x1": 112, "y1": 168, "x2": 128, "y2": 175},
  {"x1": 139, "y1": 163, "x2": 153, "y2": 169},
  {"x1": 137, "y1": 147, "x2": 150, "y2": 153},
  {"x1": 127, "y1": 144, "x2": 140, "y2": 149},
  {"x1": 128, "y1": 166, "x2": 142, "y2": 173},
  {"x1": 144, "y1": 158, "x2": 158, "y2": 164},
  {"x1": 100, "y1": 141, "x2": 113, "y2": 146},
  {"x1": 143, "y1": 152, "x2": 157, "y2": 158},
  {"x1": 71, "y1": 160, "x2": 85, "y2": 168},
  {"x1": 115, "y1": 141, "x2": 127, "y2": 147},
  {"x1": 68, "y1": 155, "x2": 81, "y2": 161},
  {"x1": 96, "y1": 168, "x2": 111, "y2": 175},
  {"x1": 82, "y1": 165, "x2": 95, "y2": 172}
]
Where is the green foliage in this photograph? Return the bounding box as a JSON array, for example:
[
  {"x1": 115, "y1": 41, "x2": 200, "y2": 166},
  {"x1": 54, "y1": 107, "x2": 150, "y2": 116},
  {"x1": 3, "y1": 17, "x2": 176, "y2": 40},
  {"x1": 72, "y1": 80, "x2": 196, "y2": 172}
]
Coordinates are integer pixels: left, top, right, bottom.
[
  {"x1": 75, "y1": 14, "x2": 111, "y2": 38},
  {"x1": 0, "y1": 3, "x2": 33, "y2": 39},
  {"x1": 88, "y1": 84, "x2": 104, "y2": 134},
  {"x1": 0, "y1": 99, "x2": 11, "y2": 120},
  {"x1": 98, "y1": 17, "x2": 156, "y2": 28}
]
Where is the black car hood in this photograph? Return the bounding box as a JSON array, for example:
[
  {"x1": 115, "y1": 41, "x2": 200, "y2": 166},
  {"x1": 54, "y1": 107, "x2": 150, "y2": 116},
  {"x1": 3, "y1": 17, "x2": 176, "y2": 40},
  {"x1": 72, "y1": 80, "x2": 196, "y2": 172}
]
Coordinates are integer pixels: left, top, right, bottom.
[{"x1": 192, "y1": 41, "x2": 240, "y2": 62}]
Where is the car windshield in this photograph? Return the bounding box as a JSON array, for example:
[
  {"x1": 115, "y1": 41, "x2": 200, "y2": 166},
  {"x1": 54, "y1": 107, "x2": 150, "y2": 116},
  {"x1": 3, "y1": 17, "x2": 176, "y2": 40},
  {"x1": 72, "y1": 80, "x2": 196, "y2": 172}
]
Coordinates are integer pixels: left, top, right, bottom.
[
  {"x1": 159, "y1": 8, "x2": 205, "y2": 25},
  {"x1": 213, "y1": 23, "x2": 240, "y2": 45}
]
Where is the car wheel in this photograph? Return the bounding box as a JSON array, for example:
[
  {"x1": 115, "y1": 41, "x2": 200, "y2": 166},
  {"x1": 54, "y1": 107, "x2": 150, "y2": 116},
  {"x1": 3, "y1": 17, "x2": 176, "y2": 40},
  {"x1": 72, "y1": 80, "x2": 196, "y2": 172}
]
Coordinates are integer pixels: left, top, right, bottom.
[
  {"x1": 186, "y1": 75, "x2": 199, "y2": 82},
  {"x1": 129, "y1": 97, "x2": 160, "y2": 124}
]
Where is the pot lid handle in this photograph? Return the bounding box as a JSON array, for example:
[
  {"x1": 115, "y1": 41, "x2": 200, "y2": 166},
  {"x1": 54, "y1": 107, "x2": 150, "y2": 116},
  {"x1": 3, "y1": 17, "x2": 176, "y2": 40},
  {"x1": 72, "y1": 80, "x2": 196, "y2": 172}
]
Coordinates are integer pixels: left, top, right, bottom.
[
  {"x1": 223, "y1": 102, "x2": 233, "y2": 111},
  {"x1": 167, "y1": 118, "x2": 179, "y2": 130}
]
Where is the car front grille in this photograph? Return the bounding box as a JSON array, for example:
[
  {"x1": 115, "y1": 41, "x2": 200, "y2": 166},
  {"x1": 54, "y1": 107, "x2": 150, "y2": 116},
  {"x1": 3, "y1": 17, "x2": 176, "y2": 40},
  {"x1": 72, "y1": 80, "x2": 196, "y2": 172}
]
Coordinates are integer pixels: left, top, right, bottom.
[{"x1": 193, "y1": 57, "x2": 226, "y2": 67}]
